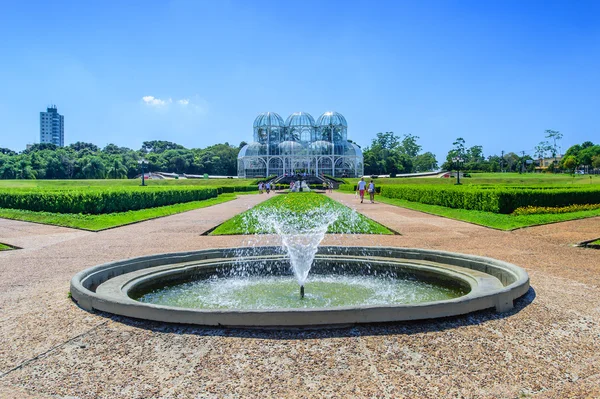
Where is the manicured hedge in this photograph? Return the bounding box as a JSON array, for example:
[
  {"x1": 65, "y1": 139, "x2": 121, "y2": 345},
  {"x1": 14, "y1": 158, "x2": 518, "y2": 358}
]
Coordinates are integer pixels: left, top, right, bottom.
[
  {"x1": 495, "y1": 187, "x2": 600, "y2": 213},
  {"x1": 0, "y1": 187, "x2": 218, "y2": 214},
  {"x1": 379, "y1": 185, "x2": 600, "y2": 214}
]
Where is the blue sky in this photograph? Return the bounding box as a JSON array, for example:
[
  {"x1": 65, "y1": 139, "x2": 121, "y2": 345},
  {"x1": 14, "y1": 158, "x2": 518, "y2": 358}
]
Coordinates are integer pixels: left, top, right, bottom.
[{"x1": 1, "y1": 0, "x2": 599, "y2": 162}]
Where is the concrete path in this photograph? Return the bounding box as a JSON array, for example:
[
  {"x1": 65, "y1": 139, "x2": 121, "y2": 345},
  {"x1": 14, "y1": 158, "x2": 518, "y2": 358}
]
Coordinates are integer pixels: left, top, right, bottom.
[{"x1": 1, "y1": 191, "x2": 599, "y2": 398}]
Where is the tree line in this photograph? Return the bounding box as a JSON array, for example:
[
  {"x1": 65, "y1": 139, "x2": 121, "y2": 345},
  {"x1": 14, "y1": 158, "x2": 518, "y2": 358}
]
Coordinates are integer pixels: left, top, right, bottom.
[
  {"x1": 0, "y1": 141, "x2": 242, "y2": 179},
  {"x1": 1, "y1": 131, "x2": 597, "y2": 179},
  {"x1": 440, "y1": 130, "x2": 600, "y2": 174},
  {"x1": 362, "y1": 132, "x2": 438, "y2": 176}
]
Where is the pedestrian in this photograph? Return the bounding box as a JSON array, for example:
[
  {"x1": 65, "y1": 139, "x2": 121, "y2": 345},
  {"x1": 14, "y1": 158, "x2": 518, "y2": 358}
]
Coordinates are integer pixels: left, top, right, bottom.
[
  {"x1": 368, "y1": 180, "x2": 375, "y2": 203},
  {"x1": 357, "y1": 177, "x2": 366, "y2": 203},
  {"x1": 329, "y1": 182, "x2": 333, "y2": 193},
  {"x1": 258, "y1": 182, "x2": 263, "y2": 194},
  {"x1": 322, "y1": 181, "x2": 327, "y2": 191},
  {"x1": 265, "y1": 182, "x2": 271, "y2": 194}
]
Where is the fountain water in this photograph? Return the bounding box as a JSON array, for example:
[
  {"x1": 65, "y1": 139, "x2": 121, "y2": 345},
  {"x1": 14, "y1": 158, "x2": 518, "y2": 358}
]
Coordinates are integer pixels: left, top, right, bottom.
[
  {"x1": 248, "y1": 204, "x2": 344, "y2": 297},
  {"x1": 289, "y1": 180, "x2": 311, "y2": 192}
]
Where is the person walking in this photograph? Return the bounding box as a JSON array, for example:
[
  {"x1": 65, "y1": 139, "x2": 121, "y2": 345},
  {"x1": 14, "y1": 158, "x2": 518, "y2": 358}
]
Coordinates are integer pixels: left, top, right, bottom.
[
  {"x1": 368, "y1": 180, "x2": 375, "y2": 203},
  {"x1": 357, "y1": 177, "x2": 366, "y2": 203},
  {"x1": 258, "y1": 182, "x2": 263, "y2": 194},
  {"x1": 265, "y1": 182, "x2": 271, "y2": 194}
]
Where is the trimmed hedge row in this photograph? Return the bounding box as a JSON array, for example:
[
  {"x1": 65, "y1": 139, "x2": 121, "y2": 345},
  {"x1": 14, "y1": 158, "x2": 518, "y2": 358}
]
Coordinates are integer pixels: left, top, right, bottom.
[
  {"x1": 0, "y1": 187, "x2": 218, "y2": 214},
  {"x1": 379, "y1": 185, "x2": 600, "y2": 214}
]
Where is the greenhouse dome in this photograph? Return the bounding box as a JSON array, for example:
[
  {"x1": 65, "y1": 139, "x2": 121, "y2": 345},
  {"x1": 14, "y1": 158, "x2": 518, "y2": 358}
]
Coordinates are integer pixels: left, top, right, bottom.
[
  {"x1": 238, "y1": 111, "x2": 363, "y2": 178},
  {"x1": 285, "y1": 112, "x2": 315, "y2": 142},
  {"x1": 315, "y1": 111, "x2": 348, "y2": 142},
  {"x1": 253, "y1": 112, "x2": 284, "y2": 144},
  {"x1": 316, "y1": 111, "x2": 347, "y2": 128}
]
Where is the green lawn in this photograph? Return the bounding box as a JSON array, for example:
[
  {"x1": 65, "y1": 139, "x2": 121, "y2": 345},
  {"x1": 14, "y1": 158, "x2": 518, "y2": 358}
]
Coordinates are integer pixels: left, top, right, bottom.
[
  {"x1": 0, "y1": 178, "x2": 256, "y2": 189},
  {"x1": 211, "y1": 192, "x2": 392, "y2": 235},
  {"x1": 376, "y1": 196, "x2": 600, "y2": 230},
  {"x1": 355, "y1": 173, "x2": 600, "y2": 187},
  {"x1": 0, "y1": 194, "x2": 238, "y2": 231},
  {"x1": 0, "y1": 243, "x2": 13, "y2": 251}
]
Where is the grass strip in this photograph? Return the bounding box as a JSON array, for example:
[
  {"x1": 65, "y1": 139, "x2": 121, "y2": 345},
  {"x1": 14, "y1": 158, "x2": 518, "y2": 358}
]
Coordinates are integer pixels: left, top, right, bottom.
[
  {"x1": 211, "y1": 193, "x2": 392, "y2": 235},
  {"x1": 376, "y1": 196, "x2": 600, "y2": 230},
  {"x1": 591, "y1": 239, "x2": 600, "y2": 245},
  {"x1": 0, "y1": 194, "x2": 237, "y2": 231},
  {"x1": 0, "y1": 243, "x2": 13, "y2": 251}
]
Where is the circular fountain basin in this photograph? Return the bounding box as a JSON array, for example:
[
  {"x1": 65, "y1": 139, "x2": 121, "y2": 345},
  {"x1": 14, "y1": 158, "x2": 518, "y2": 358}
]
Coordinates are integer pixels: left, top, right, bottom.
[{"x1": 71, "y1": 247, "x2": 529, "y2": 327}]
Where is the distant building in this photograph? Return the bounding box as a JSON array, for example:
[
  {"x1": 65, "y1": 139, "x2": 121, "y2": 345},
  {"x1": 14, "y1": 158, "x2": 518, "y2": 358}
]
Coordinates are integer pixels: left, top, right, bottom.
[
  {"x1": 534, "y1": 155, "x2": 563, "y2": 172},
  {"x1": 40, "y1": 105, "x2": 64, "y2": 146}
]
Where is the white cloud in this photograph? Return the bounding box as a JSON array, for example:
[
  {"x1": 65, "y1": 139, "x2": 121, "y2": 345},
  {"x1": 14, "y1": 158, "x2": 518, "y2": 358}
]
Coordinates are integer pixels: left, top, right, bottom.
[
  {"x1": 141, "y1": 95, "x2": 207, "y2": 115},
  {"x1": 142, "y1": 96, "x2": 167, "y2": 106},
  {"x1": 142, "y1": 96, "x2": 194, "y2": 108}
]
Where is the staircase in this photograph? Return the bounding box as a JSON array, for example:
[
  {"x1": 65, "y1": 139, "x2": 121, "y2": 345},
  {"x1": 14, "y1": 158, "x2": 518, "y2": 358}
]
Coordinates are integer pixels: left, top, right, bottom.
[{"x1": 267, "y1": 174, "x2": 342, "y2": 189}]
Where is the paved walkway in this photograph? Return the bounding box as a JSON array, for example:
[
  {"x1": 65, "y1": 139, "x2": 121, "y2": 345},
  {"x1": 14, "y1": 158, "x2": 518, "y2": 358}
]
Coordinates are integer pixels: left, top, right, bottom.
[{"x1": 1, "y1": 192, "x2": 599, "y2": 398}]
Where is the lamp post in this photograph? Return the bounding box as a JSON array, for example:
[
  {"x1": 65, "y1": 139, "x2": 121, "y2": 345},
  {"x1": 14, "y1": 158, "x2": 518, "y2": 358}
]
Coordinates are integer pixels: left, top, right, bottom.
[
  {"x1": 138, "y1": 158, "x2": 147, "y2": 186},
  {"x1": 452, "y1": 157, "x2": 464, "y2": 185}
]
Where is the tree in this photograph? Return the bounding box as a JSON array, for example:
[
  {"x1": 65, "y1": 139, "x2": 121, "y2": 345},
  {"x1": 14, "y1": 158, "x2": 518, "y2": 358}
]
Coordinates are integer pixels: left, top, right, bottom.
[
  {"x1": 107, "y1": 159, "x2": 128, "y2": 179},
  {"x1": 399, "y1": 134, "x2": 422, "y2": 158},
  {"x1": 441, "y1": 138, "x2": 466, "y2": 170},
  {"x1": 413, "y1": 152, "x2": 438, "y2": 172},
  {"x1": 562, "y1": 155, "x2": 578, "y2": 175},
  {"x1": 592, "y1": 155, "x2": 600, "y2": 169},
  {"x1": 141, "y1": 140, "x2": 184, "y2": 154},
  {"x1": 82, "y1": 157, "x2": 106, "y2": 179},
  {"x1": 69, "y1": 142, "x2": 100, "y2": 152},
  {"x1": 544, "y1": 130, "x2": 563, "y2": 170}
]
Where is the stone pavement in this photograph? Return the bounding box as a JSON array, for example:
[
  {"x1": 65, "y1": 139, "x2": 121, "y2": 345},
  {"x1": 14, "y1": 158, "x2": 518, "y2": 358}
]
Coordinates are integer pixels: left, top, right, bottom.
[{"x1": 1, "y1": 192, "x2": 599, "y2": 398}]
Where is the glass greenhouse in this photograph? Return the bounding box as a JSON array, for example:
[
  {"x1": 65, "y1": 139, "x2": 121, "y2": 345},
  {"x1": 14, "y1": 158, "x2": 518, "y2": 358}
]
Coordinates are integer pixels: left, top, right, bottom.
[{"x1": 238, "y1": 111, "x2": 363, "y2": 178}]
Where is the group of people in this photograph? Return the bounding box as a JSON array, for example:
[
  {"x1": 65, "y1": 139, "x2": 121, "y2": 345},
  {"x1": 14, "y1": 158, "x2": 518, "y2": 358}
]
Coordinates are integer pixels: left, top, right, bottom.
[
  {"x1": 258, "y1": 181, "x2": 272, "y2": 194},
  {"x1": 321, "y1": 181, "x2": 334, "y2": 193},
  {"x1": 356, "y1": 177, "x2": 375, "y2": 204}
]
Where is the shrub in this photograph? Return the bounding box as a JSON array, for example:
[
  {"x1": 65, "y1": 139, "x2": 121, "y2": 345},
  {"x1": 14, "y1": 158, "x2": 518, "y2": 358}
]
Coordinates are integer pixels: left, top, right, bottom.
[
  {"x1": 379, "y1": 185, "x2": 600, "y2": 214},
  {"x1": 0, "y1": 186, "x2": 219, "y2": 214}
]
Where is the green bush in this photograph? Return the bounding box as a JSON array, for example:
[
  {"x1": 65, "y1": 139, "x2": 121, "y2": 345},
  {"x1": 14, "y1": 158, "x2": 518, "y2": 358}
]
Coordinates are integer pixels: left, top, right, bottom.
[
  {"x1": 379, "y1": 185, "x2": 600, "y2": 214},
  {"x1": 0, "y1": 186, "x2": 219, "y2": 214}
]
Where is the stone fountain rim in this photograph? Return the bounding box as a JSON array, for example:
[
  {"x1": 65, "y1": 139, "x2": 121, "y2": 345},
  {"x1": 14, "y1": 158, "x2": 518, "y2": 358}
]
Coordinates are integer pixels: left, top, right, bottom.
[{"x1": 70, "y1": 246, "x2": 530, "y2": 327}]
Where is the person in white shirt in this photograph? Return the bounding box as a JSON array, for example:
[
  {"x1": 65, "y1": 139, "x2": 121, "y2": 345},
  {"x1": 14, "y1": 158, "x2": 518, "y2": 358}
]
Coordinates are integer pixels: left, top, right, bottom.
[{"x1": 357, "y1": 178, "x2": 367, "y2": 203}]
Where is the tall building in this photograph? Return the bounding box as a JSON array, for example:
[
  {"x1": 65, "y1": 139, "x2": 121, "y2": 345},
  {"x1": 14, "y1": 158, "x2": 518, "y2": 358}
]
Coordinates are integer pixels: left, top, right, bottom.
[{"x1": 40, "y1": 105, "x2": 64, "y2": 146}]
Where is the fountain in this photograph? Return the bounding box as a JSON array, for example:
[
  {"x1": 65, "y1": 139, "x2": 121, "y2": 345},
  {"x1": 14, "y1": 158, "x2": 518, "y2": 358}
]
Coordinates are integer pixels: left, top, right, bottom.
[
  {"x1": 289, "y1": 179, "x2": 310, "y2": 192},
  {"x1": 70, "y1": 201, "x2": 530, "y2": 327}
]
